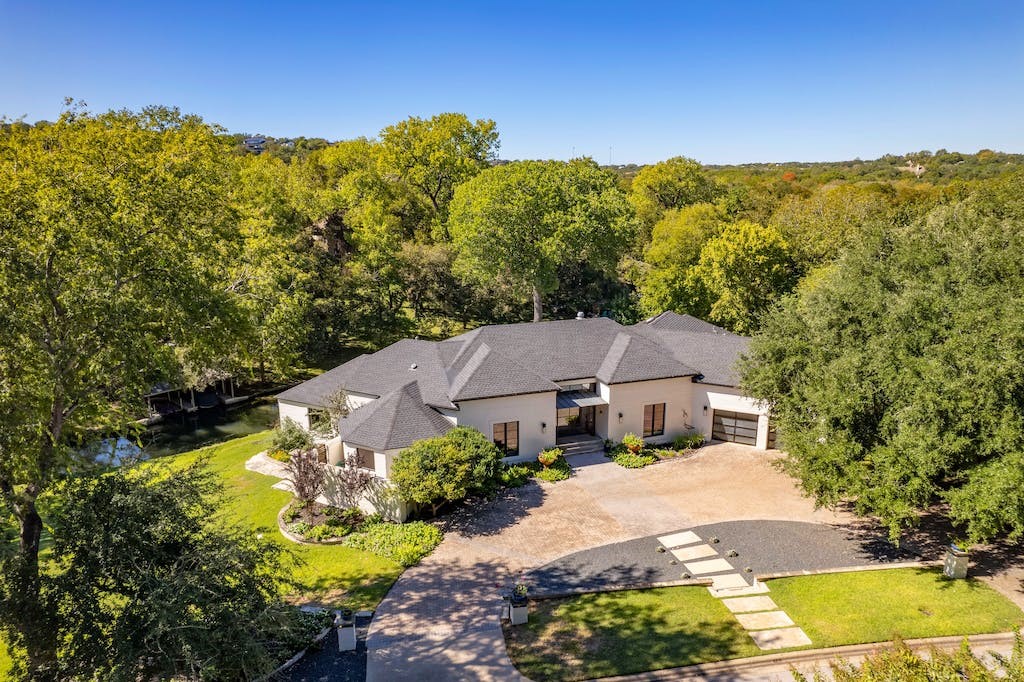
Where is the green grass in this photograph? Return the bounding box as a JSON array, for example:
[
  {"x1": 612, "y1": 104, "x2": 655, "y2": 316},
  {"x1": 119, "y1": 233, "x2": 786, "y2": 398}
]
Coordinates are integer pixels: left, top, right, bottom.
[
  {"x1": 505, "y1": 569, "x2": 1024, "y2": 681},
  {"x1": 768, "y1": 567, "x2": 1024, "y2": 648},
  {"x1": 173, "y1": 431, "x2": 403, "y2": 609},
  {"x1": 505, "y1": 586, "x2": 760, "y2": 681}
]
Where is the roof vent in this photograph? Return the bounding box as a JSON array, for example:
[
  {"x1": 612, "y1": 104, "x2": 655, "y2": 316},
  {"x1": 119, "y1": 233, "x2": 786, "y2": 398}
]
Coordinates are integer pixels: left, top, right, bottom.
[
  {"x1": 410, "y1": 363, "x2": 418, "y2": 370},
  {"x1": 576, "y1": 311, "x2": 585, "y2": 320}
]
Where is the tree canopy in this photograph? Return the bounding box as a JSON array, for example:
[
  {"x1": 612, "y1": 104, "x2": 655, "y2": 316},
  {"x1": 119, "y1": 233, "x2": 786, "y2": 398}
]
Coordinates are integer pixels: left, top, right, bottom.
[
  {"x1": 449, "y1": 159, "x2": 635, "y2": 321},
  {"x1": 628, "y1": 155, "x2": 721, "y2": 237},
  {"x1": 741, "y1": 174, "x2": 1024, "y2": 541}
]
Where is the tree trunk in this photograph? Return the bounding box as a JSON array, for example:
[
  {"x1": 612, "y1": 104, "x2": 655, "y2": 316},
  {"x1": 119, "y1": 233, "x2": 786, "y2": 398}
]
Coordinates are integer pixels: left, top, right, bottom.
[
  {"x1": 13, "y1": 498, "x2": 58, "y2": 679},
  {"x1": 532, "y1": 284, "x2": 543, "y2": 323}
]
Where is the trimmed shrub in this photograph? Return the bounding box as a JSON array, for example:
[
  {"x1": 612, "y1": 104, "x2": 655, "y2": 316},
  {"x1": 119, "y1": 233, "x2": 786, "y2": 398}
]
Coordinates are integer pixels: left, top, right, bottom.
[
  {"x1": 501, "y1": 464, "x2": 534, "y2": 487},
  {"x1": 341, "y1": 520, "x2": 443, "y2": 567},
  {"x1": 612, "y1": 451, "x2": 657, "y2": 468},
  {"x1": 673, "y1": 433, "x2": 705, "y2": 450},
  {"x1": 272, "y1": 418, "x2": 313, "y2": 453}
]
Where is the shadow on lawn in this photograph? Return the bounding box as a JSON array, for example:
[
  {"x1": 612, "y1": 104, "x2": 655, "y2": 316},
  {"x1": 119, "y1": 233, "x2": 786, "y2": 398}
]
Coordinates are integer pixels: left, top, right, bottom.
[{"x1": 506, "y1": 588, "x2": 752, "y2": 681}]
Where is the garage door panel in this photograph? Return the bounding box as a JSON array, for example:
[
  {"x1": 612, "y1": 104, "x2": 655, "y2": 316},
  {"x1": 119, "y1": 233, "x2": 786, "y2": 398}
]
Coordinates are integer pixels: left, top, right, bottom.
[{"x1": 712, "y1": 410, "x2": 759, "y2": 445}]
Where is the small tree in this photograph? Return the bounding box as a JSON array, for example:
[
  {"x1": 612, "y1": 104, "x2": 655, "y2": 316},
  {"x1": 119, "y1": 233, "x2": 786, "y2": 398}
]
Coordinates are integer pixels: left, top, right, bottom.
[
  {"x1": 335, "y1": 454, "x2": 373, "y2": 508},
  {"x1": 391, "y1": 440, "x2": 473, "y2": 517},
  {"x1": 286, "y1": 448, "x2": 326, "y2": 521},
  {"x1": 442, "y1": 426, "x2": 504, "y2": 492}
]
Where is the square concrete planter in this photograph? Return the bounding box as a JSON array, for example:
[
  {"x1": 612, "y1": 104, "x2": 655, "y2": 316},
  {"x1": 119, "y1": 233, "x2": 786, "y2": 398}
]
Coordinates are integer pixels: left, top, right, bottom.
[
  {"x1": 944, "y1": 545, "x2": 969, "y2": 579},
  {"x1": 510, "y1": 603, "x2": 529, "y2": 625},
  {"x1": 336, "y1": 609, "x2": 357, "y2": 651}
]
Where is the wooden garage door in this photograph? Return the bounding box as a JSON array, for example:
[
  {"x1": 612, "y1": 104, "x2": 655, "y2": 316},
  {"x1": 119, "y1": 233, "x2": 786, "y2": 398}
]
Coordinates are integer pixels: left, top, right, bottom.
[{"x1": 712, "y1": 410, "x2": 759, "y2": 446}]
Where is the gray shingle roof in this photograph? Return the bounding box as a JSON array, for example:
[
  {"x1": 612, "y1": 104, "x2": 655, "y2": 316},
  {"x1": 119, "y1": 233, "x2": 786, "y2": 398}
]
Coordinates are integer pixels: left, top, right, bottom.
[
  {"x1": 630, "y1": 314, "x2": 750, "y2": 387},
  {"x1": 280, "y1": 312, "x2": 750, "y2": 449},
  {"x1": 335, "y1": 382, "x2": 453, "y2": 451}
]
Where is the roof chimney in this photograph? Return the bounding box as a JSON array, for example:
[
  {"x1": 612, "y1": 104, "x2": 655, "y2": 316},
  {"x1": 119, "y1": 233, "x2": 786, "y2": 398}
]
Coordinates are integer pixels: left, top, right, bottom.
[{"x1": 576, "y1": 311, "x2": 585, "y2": 320}]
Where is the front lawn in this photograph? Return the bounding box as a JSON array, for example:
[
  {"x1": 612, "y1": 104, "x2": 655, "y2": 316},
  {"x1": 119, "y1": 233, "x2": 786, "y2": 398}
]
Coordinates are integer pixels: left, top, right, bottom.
[
  {"x1": 173, "y1": 432, "x2": 404, "y2": 609},
  {"x1": 505, "y1": 586, "x2": 759, "y2": 681},
  {"x1": 505, "y1": 568, "x2": 1024, "y2": 681},
  {"x1": 768, "y1": 567, "x2": 1024, "y2": 647}
]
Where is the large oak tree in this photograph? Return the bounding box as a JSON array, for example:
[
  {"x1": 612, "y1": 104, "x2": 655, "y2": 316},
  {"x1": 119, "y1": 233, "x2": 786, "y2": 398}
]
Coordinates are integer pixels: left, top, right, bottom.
[{"x1": 0, "y1": 106, "x2": 237, "y2": 676}]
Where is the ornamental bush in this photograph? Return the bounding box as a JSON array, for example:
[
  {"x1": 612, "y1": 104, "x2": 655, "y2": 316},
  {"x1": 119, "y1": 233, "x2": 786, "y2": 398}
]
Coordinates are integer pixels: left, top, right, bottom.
[
  {"x1": 341, "y1": 520, "x2": 443, "y2": 567},
  {"x1": 272, "y1": 418, "x2": 313, "y2": 453},
  {"x1": 612, "y1": 451, "x2": 657, "y2": 468}
]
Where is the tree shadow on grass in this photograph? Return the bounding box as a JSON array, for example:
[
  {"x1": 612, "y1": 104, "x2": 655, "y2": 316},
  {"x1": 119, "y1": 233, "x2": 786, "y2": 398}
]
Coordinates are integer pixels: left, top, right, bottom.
[{"x1": 505, "y1": 587, "x2": 755, "y2": 681}]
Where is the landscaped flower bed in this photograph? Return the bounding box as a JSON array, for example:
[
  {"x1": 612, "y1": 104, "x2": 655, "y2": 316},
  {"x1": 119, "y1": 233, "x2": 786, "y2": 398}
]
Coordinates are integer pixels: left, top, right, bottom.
[
  {"x1": 501, "y1": 451, "x2": 572, "y2": 486},
  {"x1": 606, "y1": 432, "x2": 706, "y2": 468},
  {"x1": 282, "y1": 500, "x2": 443, "y2": 566}
]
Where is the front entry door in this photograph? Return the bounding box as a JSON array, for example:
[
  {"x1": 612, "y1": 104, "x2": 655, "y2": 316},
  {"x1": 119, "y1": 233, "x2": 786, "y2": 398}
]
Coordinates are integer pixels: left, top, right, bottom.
[{"x1": 579, "y1": 405, "x2": 596, "y2": 435}]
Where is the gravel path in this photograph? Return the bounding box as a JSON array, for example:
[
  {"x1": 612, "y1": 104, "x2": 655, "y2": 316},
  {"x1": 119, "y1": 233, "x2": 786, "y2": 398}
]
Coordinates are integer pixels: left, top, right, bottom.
[
  {"x1": 527, "y1": 519, "x2": 921, "y2": 595},
  {"x1": 284, "y1": 614, "x2": 373, "y2": 682}
]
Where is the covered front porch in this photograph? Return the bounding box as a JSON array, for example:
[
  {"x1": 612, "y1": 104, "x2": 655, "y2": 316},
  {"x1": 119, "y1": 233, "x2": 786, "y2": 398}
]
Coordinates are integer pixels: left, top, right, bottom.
[{"x1": 555, "y1": 389, "x2": 608, "y2": 445}]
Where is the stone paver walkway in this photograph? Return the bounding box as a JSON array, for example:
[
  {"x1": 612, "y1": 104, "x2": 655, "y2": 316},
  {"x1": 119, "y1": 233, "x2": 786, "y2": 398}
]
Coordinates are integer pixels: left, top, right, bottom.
[{"x1": 656, "y1": 530, "x2": 812, "y2": 652}]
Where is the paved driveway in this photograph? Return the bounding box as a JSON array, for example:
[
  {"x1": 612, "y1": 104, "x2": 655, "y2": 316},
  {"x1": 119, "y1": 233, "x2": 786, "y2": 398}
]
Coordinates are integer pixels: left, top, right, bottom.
[{"x1": 366, "y1": 444, "x2": 853, "y2": 681}]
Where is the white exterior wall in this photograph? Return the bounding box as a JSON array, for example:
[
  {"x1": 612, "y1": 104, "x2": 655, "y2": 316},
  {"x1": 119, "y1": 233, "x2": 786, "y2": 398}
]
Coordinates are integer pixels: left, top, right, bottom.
[
  {"x1": 445, "y1": 391, "x2": 557, "y2": 462},
  {"x1": 277, "y1": 400, "x2": 311, "y2": 430},
  {"x1": 690, "y1": 383, "x2": 771, "y2": 450},
  {"x1": 603, "y1": 377, "x2": 695, "y2": 444}
]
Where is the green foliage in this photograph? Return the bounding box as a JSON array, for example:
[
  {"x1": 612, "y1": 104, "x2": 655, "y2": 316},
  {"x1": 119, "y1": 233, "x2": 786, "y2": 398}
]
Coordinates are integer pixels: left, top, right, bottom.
[
  {"x1": 500, "y1": 464, "x2": 535, "y2": 488},
  {"x1": 272, "y1": 418, "x2": 314, "y2": 453},
  {"x1": 533, "y1": 456, "x2": 572, "y2": 483},
  {"x1": 741, "y1": 173, "x2": 1024, "y2": 541},
  {"x1": 632, "y1": 203, "x2": 726, "y2": 317},
  {"x1": 22, "y1": 462, "x2": 300, "y2": 681},
  {"x1": 450, "y1": 158, "x2": 636, "y2": 321},
  {"x1": 341, "y1": 520, "x2": 443, "y2": 567},
  {"x1": 537, "y1": 448, "x2": 563, "y2": 469},
  {"x1": 796, "y1": 635, "x2": 1024, "y2": 681},
  {"x1": 621, "y1": 433, "x2": 645, "y2": 454},
  {"x1": 628, "y1": 156, "x2": 722, "y2": 237},
  {"x1": 390, "y1": 427, "x2": 505, "y2": 515},
  {"x1": 673, "y1": 434, "x2": 705, "y2": 450},
  {"x1": 268, "y1": 449, "x2": 291, "y2": 463},
  {"x1": 611, "y1": 451, "x2": 658, "y2": 468},
  {"x1": 690, "y1": 220, "x2": 796, "y2": 333}
]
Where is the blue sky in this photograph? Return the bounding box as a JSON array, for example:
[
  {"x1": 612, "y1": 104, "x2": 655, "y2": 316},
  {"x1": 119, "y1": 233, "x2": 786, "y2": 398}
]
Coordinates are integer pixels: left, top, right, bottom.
[{"x1": 2, "y1": 1, "x2": 1022, "y2": 163}]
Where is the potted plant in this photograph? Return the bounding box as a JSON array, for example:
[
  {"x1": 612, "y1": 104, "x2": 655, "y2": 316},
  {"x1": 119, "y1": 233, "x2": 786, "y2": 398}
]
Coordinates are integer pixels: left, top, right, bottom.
[
  {"x1": 509, "y1": 583, "x2": 529, "y2": 625},
  {"x1": 537, "y1": 448, "x2": 561, "y2": 469},
  {"x1": 336, "y1": 607, "x2": 357, "y2": 651}
]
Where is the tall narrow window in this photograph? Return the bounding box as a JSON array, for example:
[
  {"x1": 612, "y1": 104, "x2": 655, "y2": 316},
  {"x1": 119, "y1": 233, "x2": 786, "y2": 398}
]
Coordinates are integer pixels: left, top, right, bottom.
[
  {"x1": 492, "y1": 421, "x2": 519, "y2": 456},
  {"x1": 643, "y1": 403, "x2": 665, "y2": 437}
]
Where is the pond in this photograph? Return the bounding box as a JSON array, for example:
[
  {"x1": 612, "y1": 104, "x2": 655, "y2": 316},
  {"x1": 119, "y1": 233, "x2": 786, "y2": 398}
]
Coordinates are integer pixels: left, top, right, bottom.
[{"x1": 95, "y1": 398, "x2": 280, "y2": 463}]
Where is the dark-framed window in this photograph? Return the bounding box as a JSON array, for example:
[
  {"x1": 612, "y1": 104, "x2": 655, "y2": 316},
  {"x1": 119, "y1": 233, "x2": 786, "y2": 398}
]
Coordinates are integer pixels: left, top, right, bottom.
[
  {"x1": 643, "y1": 403, "x2": 665, "y2": 437},
  {"x1": 354, "y1": 447, "x2": 375, "y2": 470},
  {"x1": 493, "y1": 421, "x2": 519, "y2": 456}
]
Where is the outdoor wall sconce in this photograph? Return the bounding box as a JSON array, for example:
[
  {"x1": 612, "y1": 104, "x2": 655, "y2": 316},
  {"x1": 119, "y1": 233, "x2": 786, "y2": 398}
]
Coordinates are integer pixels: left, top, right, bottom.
[
  {"x1": 541, "y1": 422, "x2": 547, "y2": 432},
  {"x1": 617, "y1": 411, "x2": 623, "y2": 423},
  {"x1": 703, "y1": 405, "x2": 708, "y2": 415}
]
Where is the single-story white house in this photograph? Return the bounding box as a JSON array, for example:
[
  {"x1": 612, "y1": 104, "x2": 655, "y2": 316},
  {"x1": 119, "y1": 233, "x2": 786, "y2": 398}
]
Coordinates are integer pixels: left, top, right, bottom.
[{"x1": 276, "y1": 312, "x2": 772, "y2": 518}]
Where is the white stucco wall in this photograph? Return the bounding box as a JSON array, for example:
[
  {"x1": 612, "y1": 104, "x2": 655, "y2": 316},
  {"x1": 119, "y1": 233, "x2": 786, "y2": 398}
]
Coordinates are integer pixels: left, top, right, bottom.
[
  {"x1": 603, "y1": 377, "x2": 696, "y2": 444},
  {"x1": 277, "y1": 400, "x2": 311, "y2": 430},
  {"x1": 690, "y1": 383, "x2": 771, "y2": 449},
  {"x1": 445, "y1": 391, "x2": 557, "y2": 462}
]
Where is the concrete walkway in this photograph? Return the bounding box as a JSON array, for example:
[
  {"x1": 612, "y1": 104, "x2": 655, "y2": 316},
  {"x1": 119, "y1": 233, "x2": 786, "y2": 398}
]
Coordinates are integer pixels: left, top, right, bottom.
[{"x1": 366, "y1": 444, "x2": 853, "y2": 681}]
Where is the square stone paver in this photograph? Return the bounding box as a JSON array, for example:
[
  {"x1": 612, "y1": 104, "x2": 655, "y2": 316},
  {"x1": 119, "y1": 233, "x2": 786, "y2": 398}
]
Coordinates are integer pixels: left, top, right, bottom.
[
  {"x1": 735, "y1": 610, "x2": 795, "y2": 630},
  {"x1": 708, "y1": 575, "x2": 769, "y2": 597},
  {"x1": 748, "y1": 627, "x2": 812, "y2": 650},
  {"x1": 721, "y1": 595, "x2": 778, "y2": 613},
  {"x1": 671, "y1": 544, "x2": 717, "y2": 562},
  {"x1": 658, "y1": 531, "x2": 702, "y2": 548},
  {"x1": 684, "y1": 558, "x2": 735, "y2": 575}
]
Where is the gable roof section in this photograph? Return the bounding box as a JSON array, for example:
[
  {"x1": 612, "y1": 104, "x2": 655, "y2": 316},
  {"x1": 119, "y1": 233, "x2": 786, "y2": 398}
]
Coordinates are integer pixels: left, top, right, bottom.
[
  {"x1": 643, "y1": 311, "x2": 732, "y2": 335},
  {"x1": 336, "y1": 382, "x2": 453, "y2": 451},
  {"x1": 276, "y1": 339, "x2": 455, "y2": 409},
  {"x1": 595, "y1": 331, "x2": 697, "y2": 383},
  {"x1": 447, "y1": 341, "x2": 558, "y2": 401}
]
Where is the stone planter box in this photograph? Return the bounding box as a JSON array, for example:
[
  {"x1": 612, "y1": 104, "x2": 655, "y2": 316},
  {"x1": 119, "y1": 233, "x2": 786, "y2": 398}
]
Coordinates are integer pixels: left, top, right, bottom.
[
  {"x1": 336, "y1": 610, "x2": 357, "y2": 651},
  {"x1": 510, "y1": 602, "x2": 528, "y2": 625}
]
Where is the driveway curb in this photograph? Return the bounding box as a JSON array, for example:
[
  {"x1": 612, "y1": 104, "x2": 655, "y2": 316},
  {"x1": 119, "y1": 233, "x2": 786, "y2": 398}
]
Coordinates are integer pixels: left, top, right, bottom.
[{"x1": 594, "y1": 631, "x2": 1021, "y2": 681}]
